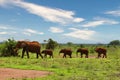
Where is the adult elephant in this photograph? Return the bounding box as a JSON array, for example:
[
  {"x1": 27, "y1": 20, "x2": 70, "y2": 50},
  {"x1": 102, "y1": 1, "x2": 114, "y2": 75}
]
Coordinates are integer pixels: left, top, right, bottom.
[
  {"x1": 41, "y1": 49, "x2": 53, "y2": 58},
  {"x1": 14, "y1": 41, "x2": 43, "y2": 59},
  {"x1": 59, "y1": 48, "x2": 72, "y2": 58},
  {"x1": 95, "y1": 48, "x2": 107, "y2": 58},
  {"x1": 76, "y1": 48, "x2": 89, "y2": 58}
]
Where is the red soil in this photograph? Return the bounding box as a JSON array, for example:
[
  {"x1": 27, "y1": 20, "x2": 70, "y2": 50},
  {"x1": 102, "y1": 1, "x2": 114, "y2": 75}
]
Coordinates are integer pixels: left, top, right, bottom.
[{"x1": 0, "y1": 68, "x2": 52, "y2": 80}]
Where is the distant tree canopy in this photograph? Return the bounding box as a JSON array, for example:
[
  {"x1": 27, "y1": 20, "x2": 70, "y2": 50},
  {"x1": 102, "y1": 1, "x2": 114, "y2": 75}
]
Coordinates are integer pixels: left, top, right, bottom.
[
  {"x1": 108, "y1": 40, "x2": 120, "y2": 45},
  {"x1": 80, "y1": 44, "x2": 85, "y2": 48},
  {"x1": 45, "y1": 38, "x2": 58, "y2": 50},
  {"x1": 67, "y1": 42, "x2": 73, "y2": 46}
]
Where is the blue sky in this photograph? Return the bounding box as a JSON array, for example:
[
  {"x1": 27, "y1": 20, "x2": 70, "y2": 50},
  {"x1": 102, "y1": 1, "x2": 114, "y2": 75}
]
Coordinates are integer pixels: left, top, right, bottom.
[{"x1": 0, "y1": 0, "x2": 120, "y2": 43}]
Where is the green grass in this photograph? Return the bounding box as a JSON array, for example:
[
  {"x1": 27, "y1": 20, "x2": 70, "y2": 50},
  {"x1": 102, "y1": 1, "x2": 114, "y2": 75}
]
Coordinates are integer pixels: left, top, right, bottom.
[
  {"x1": 0, "y1": 45, "x2": 120, "y2": 80},
  {"x1": 1, "y1": 57, "x2": 120, "y2": 80}
]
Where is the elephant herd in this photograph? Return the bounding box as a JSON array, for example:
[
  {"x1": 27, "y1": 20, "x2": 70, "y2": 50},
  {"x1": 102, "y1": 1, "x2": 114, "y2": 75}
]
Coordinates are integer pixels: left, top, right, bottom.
[{"x1": 14, "y1": 41, "x2": 107, "y2": 59}]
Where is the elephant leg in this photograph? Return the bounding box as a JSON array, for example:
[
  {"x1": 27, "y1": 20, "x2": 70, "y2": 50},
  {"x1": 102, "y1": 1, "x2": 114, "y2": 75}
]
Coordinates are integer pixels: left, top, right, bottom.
[
  {"x1": 44, "y1": 54, "x2": 47, "y2": 58},
  {"x1": 22, "y1": 49, "x2": 25, "y2": 58},
  {"x1": 102, "y1": 54, "x2": 104, "y2": 58},
  {"x1": 103, "y1": 53, "x2": 107, "y2": 58},
  {"x1": 81, "y1": 53, "x2": 83, "y2": 58},
  {"x1": 49, "y1": 54, "x2": 52, "y2": 58},
  {"x1": 38, "y1": 53, "x2": 43, "y2": 59},
  {"x1": 26, "y1": 51, "x2": 29, "y2": 58},
  {"x1": 63, "y1": 54, "x2": 65, "y2": 58},
  {"x1": 64, "y1": 54, "x2": 66, "y2": 58},
  {"x1": 36, "y1": 53, "x2": 39, "y2": 58},
  {"x1": 98, "y1": 53, "x2": 101, "y2": 58},
  {"x1": 85, "y1": 54, "x2": 88, "y2": 58},
  {"x1": 52, "y1": 54, "x2": 53, "y2": 58},
  {"x1": 69, "y1": 54, "x2": 72, "y2": 58}
]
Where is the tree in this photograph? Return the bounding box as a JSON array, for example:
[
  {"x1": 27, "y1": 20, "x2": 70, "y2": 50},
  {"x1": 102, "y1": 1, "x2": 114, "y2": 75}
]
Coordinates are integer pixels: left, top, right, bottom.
[
  {"x1": 46, "y1": 38, "x2": 58, "y2": 50},
  {"x1": 67, "y1": 42, "x2": 73, "y2": 46},
  {"x1": 0, "y1": 38, "x2": 18, "y2": 57},
  {"x1": 109, "y1": 40, "x2": 120, "y2": 45},
  {"x1": 80, "y1": 44, "x2": 84, "y2": 48}
]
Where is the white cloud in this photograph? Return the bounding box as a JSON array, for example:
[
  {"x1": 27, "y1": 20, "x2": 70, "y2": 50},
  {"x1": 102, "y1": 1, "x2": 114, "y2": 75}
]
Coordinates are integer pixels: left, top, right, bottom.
[
  {"x1": 0, "y1": 25, "x2": 17, "y2": 35},
  {"x1": 23, "y1": 28, "x2": 44, "y2": 36},
  {"x1": 24, "y1": 29, "x2": 37, "y2": 33},
  {"x1": 73, "y1": 18, "x2": 84, "y2": 23},
  {"x1": 0, "y1": 25, "x2": 16, "y2": 30},
  {"x1": 0, "y1": 26, "x2": 9, "y2": 29},
  {"x1": 105, "y1": 10, "x2": 120, "y2": 16},
  {"x1": 0, "y1": 25, "x2": 43, "y2": 36},
  {"x1": 49, "y1": 27, "x2": 64, "y2": 33},
  {"x1": 23, "y1": 32, "x2": 31, "y2": 36},
  {"x1": 0, "y1": 0, "x2": 8, "y2": 6},
  {"x1": 0, "y1": 0, "x2": 6, "y2": 4},
  {"x1": 82, "y1": 21, "x2": 105, "y2": 27},
  {"x1": 0, "y1": 32, "x2": 7, "y2": 35},
  {"x1": 64, "y1": 28, "x2": 96, "y2": 40},
  {"x1": 0, "y1": 0, "x2": 16, "y2": 7},
  {"x1": 0, "y1": 31, "x2": 17, "y2": 35},
  {"x1": 82, "y1": 17, "x2": 119, "y2": 27},
  {"x1": 1, "y1": 0, "x2": 84, "y2": 24}
]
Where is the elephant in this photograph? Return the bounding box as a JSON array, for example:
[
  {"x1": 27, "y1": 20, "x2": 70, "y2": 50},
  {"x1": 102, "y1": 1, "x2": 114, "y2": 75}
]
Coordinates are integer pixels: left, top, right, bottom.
[
  {"x1": 59, "y1": 48, "x2": 72, "y2": 58},
  {"x1": 95, "y1": 48, "x2": 107, "y2": 58},
  {"x1": 76, "y1": 48, "x2": 89, "y2": 58},
  {"x1": 14, "y1": 41, "x2": 43, "y2": 59},
  {"x1": 41, "y1": 49, "x2": 53, "y2": 58}
]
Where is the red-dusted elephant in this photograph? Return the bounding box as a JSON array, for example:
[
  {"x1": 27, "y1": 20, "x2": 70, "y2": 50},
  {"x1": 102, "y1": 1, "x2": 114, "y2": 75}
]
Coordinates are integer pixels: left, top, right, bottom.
[
  {"x1": 41, "y1": 49, "x2": 53, "y2": 58},
  {"x1": 14, "y1": 41, "x2": 43, "y2": 59},
  {"x1": 95, "y1": 48, "x2": 107, "y2": 58},
  {"x1": 59, "y1": 48, "x2": 72, "y2": 58},
  {"x1": 76, "y1": 48, "x2": 89, "y2": 58}
]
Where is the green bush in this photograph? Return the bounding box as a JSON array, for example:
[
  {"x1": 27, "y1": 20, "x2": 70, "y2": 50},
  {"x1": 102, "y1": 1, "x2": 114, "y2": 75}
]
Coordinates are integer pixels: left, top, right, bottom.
[
  {"x1": 0, "y1": 38, "x2": 18, "y2": 57},
  {"x1": 46, "y1": 38, "x2": 58, "y2": 50}
]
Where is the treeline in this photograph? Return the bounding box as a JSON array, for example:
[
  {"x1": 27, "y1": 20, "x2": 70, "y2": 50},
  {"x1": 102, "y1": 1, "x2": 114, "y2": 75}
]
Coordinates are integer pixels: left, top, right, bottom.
[
  {"x1": 108, "y1": 40, "x2": 120, "y2": 45},
  {"x1": 0, "y1": 38, "x2": 120, "y2": 57}
]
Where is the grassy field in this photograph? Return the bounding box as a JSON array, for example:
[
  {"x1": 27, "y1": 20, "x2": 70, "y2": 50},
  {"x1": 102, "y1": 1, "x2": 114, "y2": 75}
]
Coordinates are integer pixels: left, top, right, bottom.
[{"x1": 0, "y1": 45, "x2": 120, "y2": 80}]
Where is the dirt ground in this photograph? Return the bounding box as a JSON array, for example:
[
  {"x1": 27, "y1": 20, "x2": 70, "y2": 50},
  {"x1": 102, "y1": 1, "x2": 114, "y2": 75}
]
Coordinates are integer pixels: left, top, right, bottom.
[{"x1": 0, "y1": 68, "x2": 52, "y2": 80}]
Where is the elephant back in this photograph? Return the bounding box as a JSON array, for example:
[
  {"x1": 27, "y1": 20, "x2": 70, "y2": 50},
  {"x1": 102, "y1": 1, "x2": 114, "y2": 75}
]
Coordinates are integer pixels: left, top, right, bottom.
[
  {"x1": 60, "y1": 48, "x2": 72, "y2": 54},
  {"x1": 42, "y1": 49, "x2": 53, "y2": 54},
  {"x1": 95, "y1": 48, "x2": 107, "y2": 53},
  {"x1": 77, "y1": 48, "x2": 88, "y2": 53},
  {"x1": 27, "y1": 41, "x2": 41, "y2": 53}
]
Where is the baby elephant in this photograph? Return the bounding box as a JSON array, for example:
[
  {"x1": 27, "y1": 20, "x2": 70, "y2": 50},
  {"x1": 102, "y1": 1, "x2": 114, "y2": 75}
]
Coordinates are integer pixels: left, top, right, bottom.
[
  {"x1": 41, "y1": 49, "x2": 53, "y2": 58},
  {"x1": 76, "y1": 48, "x2": 89, "y2": 58},
  {"x1": 95, "y1": 48, "x2": 107, "y2": 58},
  {"x1": 59, "y1": 48, "x2": 72, "y2": 58}
]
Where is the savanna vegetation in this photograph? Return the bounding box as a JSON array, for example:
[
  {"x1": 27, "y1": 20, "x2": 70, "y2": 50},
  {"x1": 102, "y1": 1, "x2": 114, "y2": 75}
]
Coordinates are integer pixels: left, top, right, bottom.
[{"x1": 0, "y1": 38, "x2": 120, "y2": 80}]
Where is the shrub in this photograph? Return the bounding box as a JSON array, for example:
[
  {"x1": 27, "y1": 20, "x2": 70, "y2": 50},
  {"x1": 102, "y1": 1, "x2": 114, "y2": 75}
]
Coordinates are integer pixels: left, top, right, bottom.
[
  {"x1": 0, "y1": 38, "x2": 18, "y2": 57},
  {"x1": 46, "y1": 38, "x2": 58, "y2": 50}
]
